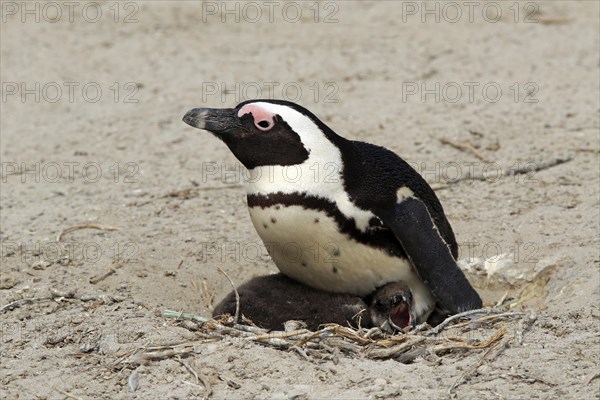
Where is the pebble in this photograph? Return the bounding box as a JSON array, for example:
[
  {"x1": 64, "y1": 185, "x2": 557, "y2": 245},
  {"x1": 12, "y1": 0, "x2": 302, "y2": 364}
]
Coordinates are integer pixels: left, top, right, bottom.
[
  {"x1": 17, "y1": 311, "x2": 30, "y2": 320},
  {"x1": 32, "y1": 261, "x2": 51, "y2": 270},
  {"x1": 0, "y1": 276, "x2": 18, "y2": 289},
  {"x1": 373, "y1": 378, "x2": 388, "y2": 386}
]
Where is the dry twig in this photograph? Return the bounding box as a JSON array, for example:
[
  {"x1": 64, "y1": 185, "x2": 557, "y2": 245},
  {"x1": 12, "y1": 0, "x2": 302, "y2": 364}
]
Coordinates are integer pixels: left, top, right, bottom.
[
  {"x1": 89, "y1": 268, "x2": 116, "y2": 284},
  {"x1": 217, "y1": 267, "x2": 240, "y2": 324},
  {"x1": 432, "y1": 156, "x2": 572, "y2": 190},
  {"x1": 57, "y1": 223, "x2": 118, "y2": 242},
  {"x1": 53, "y1": 387, "x2": 84, "y2": 400},
  {"x1": 448, "y1": 326, "x2": 510, "y2": 397},
  {"x1": 440, "y1": 138, "x2": 492, "y2": 162},
  {"x1": 426, "y1": 307, "x2": 501, "y2": 336}
]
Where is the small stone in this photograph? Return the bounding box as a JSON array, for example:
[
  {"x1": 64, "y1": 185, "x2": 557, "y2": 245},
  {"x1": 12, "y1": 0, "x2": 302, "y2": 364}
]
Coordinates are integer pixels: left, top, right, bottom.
[
  {"x1": 0, "y1": 276, "x2": 18, "y2": 289},
  {"x1": 80, "y1": 343, "x2": 97, "y2": 353},
  {"x1": 290, "y1": 394, "x2": 308, "y2": 400},
  {"x1": 17, "y1": 311, "x2": 30, "y2": 320},
  {"x1": 32, "y1": 261, "x2": 51, "y2": 270}
]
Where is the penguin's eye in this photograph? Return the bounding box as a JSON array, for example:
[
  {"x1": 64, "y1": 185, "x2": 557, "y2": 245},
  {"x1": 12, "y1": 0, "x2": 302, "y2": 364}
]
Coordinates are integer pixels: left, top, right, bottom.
[{"x1": 255, "y1": 119, "x2": 274, "y2": 131}]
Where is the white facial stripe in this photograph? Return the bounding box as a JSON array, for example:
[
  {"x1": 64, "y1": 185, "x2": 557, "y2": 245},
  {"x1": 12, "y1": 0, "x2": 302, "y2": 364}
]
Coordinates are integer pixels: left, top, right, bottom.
[{"x1": 244, "y1": 102, "x2": 374, "y2": 231}]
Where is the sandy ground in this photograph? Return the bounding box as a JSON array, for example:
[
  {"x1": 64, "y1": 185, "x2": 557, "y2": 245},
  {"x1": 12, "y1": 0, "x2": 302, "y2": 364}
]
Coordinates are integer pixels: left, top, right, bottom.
[{"x1": 1, "y1": 1, "x2": 599, "y2": 399}]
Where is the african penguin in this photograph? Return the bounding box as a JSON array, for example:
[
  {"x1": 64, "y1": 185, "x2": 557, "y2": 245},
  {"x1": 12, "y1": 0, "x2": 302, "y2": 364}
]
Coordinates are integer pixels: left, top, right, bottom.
[
  {"x1": 183, "y1": 99, "x2": 482, "y2": 324},
  {"x1": 213, "y1": 273, "x2": 415, "y2": 333}
]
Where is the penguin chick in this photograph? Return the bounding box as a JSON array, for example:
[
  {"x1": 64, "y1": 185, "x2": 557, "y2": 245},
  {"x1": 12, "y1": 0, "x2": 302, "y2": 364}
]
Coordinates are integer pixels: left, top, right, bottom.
[
  {"x1": 213, "y1": 274, "x2": 368, "y2": 331},
  {"x1": 213, "y1": 274, "x2": 417, "y2": 333},
  {"x1": 367, "y1": 281, "x2": 417, "y2": 334}
]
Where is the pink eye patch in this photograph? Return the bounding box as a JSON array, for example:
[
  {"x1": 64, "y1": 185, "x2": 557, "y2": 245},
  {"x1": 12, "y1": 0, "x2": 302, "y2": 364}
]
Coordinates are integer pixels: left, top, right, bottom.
[{"x1": 238, "y1": 104, "x2": 276, "y2": 131}]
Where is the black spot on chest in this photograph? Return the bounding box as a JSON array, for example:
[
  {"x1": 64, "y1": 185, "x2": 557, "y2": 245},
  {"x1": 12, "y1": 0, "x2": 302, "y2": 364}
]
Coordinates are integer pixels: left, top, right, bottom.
[{"x1": 247, "y1": 192, "x2": 407, "y2": 258}]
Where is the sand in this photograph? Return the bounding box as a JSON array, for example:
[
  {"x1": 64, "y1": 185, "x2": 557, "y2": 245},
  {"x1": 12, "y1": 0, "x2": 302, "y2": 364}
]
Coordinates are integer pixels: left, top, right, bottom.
[{"x1": 1, "y1": 1, "x2": 599, "y2": 399}]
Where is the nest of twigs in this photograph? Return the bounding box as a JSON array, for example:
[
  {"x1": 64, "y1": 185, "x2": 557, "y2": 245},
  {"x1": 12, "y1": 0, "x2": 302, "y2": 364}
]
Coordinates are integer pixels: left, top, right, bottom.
[{"x1": 160, "y1": 308, "x2": 536, "y2": 365}]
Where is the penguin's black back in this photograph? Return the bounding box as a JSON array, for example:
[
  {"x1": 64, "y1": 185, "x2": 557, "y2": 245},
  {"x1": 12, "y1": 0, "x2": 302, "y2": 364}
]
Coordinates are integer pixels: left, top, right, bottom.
[{"x1": 343, "y1": 140, "x2": 458, "y2": 259}]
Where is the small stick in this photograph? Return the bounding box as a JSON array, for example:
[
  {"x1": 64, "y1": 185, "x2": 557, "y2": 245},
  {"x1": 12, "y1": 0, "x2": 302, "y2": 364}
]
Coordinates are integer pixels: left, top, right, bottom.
[
  {"x1": 198, "y1": 184, "x2": 243, "y2": 191},
  {"x1": 291, "y1": 345, "x2": 311, "y2": 361},
  {"x1": 426, "y1": 308, "x2": 501, "y2": 336},
  {"x1": 177, "y1": 357, "x2": 199, "y2": 385},
  {"x1": 407, "y1": 322, "x2": 430, "y2": 335},
  {"x1": 57, "y1": 224, "x2": 118, "y2": 242},
  {"x1": 1, "y1": 298, "x2": 36, "y2": 312},
  {"x1": 448, "y1": 327, "x2": 510, "y2": 396},
  {"x1": 163, "y1": 309, "x2": 215, "y2": 324},
  {"x1": 322, "y1": 337, "x2": 363, "y2": 355},
  {"x1": 396, "y1": 348, "x2": 428, "y2": 363},
  {"x1": 198, "y1": 369, "x2": 214, "y2": 399},
  {"x1": 440, "y1": 138, "x2": 491, "y2": 163},
  {"x1": 495, "y1": 291, "x2": 509, "y2": 307},
  {"x1": 89, "y1": 268, "x2": 116, "y2": 284},
  {"x1": 0, "y1": 297, "x2": 54, "y2": 312},
  {"x1": 144, "y1": 340, "x2": 218, "y2": 351},
  {"x1": 586, "y1": 373, "x2": 600, "y2": 385},
  {"x1": 433, "y1": 156, "x2": 572, "y2": 189},
  {"x1": 200, "y1": 279, "x2": 215, "y2": 312},
  {"x1": 432, "y1": 325, "x2": 506, "y2": 354},
  {"x1": 53, "y1": 388, "x2": 83, "y2": 400},
  {"x1": 367, "y1": 337, "x2": 427, "y2": 359},
  {"x1": 505, "y1": 156, "x2": 572, "y2": 176},
  {"x1": 446, "y1": 311, "x2": 524, "y2": 331},
  {"x1": 139, "y1": 348, "x2": 193, "y2": 361},
  {"x1": 217, "y1": 267, "x2": 240, "y2": 324},
  {"x1": 249, "y1": 329, "x2": 312, "y2": 341},
  {"x1": 162, "y1": 310, "x2": 268, "y2": 334},
  {"x1": 162, "y1": 184, "x2": 242, "y2": 199}
]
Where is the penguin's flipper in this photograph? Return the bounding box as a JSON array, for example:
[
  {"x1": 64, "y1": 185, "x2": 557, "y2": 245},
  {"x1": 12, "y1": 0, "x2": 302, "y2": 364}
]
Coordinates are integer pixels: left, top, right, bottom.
[{"x1": 376, "y1": 196, "x2": 482, "y2": 314}]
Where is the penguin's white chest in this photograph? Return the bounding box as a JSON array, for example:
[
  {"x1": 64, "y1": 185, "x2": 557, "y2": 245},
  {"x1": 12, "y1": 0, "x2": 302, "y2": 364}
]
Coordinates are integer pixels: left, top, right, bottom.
[{"x1": 248, "y1": 204, "x2": 436, "y2": 321}]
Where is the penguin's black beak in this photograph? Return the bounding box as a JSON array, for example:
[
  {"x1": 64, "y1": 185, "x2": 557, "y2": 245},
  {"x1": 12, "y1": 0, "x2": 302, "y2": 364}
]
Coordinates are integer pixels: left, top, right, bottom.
[{"x1": 182, "y1": 108, "x2": 244, "y2": 138}]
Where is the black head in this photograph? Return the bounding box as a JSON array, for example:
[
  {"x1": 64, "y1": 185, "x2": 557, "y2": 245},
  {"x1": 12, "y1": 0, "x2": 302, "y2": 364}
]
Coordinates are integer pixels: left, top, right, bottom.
[
  {"x1": 369, "y1": 281, "x2": 416, "y2": 333},
  {"x1": 183, "y1": 100, "x2": 343, "y2": 170}
]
